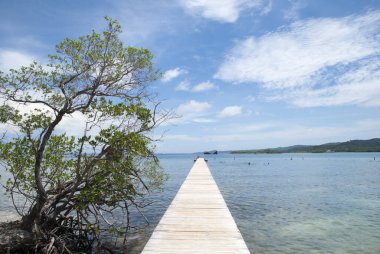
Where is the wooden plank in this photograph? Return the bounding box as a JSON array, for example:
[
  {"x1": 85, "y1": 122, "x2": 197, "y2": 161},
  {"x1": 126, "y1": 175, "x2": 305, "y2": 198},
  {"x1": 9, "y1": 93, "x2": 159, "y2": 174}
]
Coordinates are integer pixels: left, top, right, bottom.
[{"x1": 141, "y1": 158, "x2": 250, "y2": 253}]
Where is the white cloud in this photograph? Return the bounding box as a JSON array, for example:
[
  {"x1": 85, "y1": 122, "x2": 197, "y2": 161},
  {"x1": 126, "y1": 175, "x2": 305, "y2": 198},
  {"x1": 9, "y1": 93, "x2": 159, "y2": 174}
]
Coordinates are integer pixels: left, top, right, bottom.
[
  {"x1": 176, "y1": 80, "x2": 218, "y2": 92},
  {"x1": 192, "y1": 81, "x2": 218, "y2": 92},
  {"x1": 58, "y1": 112, "x2": 89, "y2": 137},
  {"x1": 284, "y1": 0, "x2": 306, "y2": 20},
  {"x1": 203, "y1": 122, "x2": 377, "y2": 146},
  {"x1": 163, "y1": 100, "x2": 212, "y2": 125},
  {"x1": 162, "y1": 67, "x2": 186, "y2": 82},
  {"x1": 287, "y1": 60, "x2": 380, "y2": 107},
  {"x1": 218, "y1": 105, "x2": 242, "y2": 117},
  {"x1": 246, "y1": 95, "x2": 256, "y2": 102},
  {"x1": 260, "y1": 0, "x2": 273, "y2": 15},
  {"x1": 0, "y1": 50, "x2": 35, "y2": 72},
  {"x1": 193, "y1": 117, "x2": 216, "y2": 123},
  {"x1": 175, "y1": 80, "x2": 191, "y2": 91},
  {"x1": 181, "y1": 0, "x2": 265, "y2": 23},
  {"x1": 164, "y1": 134, "x2": 200, "y2": 142},
  {"x1": 215, "y1": 11, "x2": 380, "y2": 107},
  {"x1": 177, "y1": 100, "x2": 211, "y2": 115},
  {"x1": 110, "y1": 0, "x2": 191, "y2": 44}
]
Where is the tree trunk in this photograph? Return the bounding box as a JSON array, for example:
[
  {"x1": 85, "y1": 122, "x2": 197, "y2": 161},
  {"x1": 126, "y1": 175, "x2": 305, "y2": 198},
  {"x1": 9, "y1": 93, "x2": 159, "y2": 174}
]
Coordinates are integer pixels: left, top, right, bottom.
[{"x1": 21, "y1": 196, "x2": 46, "y2": 233}]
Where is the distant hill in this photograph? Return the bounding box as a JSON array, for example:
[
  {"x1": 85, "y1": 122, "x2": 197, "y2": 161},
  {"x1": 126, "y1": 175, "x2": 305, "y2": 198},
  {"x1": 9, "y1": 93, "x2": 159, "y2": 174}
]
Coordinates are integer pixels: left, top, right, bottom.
[
  {"x1": 230, "y1": 138, "x2": 380, "y2": 154},
  {"x1": 204, "y1": 150, "x2": 218, "y2": 155}
]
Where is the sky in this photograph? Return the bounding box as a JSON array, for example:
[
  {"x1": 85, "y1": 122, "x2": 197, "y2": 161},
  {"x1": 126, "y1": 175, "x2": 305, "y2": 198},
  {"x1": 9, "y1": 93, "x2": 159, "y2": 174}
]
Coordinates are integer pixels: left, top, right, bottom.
[{"x1": 0, "y1": 0, "x2": 380, "y2": 153}]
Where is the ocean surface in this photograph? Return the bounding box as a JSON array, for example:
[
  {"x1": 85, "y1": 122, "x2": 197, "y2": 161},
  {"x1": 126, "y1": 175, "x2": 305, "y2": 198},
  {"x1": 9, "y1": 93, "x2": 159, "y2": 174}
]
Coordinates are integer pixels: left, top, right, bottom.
[{"x1": 1, "y1": 152, "x2": 380, "y2": 253}]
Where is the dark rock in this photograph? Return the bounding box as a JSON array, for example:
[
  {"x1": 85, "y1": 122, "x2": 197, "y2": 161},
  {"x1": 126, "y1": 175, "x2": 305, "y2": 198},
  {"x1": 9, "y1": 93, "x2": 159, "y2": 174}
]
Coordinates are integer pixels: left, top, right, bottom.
[{"x1": 0, "y1": 220, "x2": 34, "y2": 253}]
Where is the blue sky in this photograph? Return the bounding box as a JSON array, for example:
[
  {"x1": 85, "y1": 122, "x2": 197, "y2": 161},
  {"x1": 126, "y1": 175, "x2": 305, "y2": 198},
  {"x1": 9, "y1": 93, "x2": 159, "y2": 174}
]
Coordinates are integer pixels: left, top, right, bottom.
[{"x1": 0, "y1": 0, "x2": 379, "y2": 153}]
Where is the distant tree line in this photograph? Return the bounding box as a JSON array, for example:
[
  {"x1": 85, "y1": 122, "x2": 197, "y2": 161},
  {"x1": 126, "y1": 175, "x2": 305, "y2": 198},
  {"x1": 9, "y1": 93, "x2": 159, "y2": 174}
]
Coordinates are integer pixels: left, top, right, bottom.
[{"x1": 231, "y1": 138, "x2": 380, "y2": 154}]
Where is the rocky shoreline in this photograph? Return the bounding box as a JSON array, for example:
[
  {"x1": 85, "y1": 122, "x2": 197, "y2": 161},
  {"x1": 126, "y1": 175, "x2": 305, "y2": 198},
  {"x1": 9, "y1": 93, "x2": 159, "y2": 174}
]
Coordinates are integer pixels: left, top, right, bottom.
[
  {"x1": 0, "y1": 217, "x2": 33, "y2": 253},
  {"x1": 0, "y1": 211, "x2": 149, "y2": 253}
]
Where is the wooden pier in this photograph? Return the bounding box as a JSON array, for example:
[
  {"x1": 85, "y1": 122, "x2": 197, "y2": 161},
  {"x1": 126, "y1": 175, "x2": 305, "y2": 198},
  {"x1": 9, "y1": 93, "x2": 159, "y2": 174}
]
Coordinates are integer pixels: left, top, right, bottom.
[{"x1": 141, "y1": 158, "x2": 250, "y2": 253}]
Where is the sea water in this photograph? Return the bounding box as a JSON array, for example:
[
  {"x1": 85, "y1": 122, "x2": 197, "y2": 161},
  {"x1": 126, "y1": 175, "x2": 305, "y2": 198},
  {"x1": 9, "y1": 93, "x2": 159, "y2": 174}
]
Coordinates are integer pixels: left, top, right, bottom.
[
  {"x1": 205, "y1": 153, "x2": 380, "y2": 254},
  {"x1": 1, "y1": 153, "x2": 380, "y2": 253}
]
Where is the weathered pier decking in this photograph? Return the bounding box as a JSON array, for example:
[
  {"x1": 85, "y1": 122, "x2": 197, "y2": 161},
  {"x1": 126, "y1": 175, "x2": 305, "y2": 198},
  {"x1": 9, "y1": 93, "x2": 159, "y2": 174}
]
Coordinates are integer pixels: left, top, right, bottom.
[{"x1": 141, "y1": 158, "x2": 250, "y2": 253}]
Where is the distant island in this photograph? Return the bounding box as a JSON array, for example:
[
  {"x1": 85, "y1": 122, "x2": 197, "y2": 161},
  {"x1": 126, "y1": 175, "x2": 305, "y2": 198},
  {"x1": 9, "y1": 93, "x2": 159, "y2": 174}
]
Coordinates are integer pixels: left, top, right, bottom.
[
  {"x1": 204, "y1": 150, "x2": 218, "y2": 155},
  {"x1": 230, "y1": 138, "x2": 380, "y2": 154}
]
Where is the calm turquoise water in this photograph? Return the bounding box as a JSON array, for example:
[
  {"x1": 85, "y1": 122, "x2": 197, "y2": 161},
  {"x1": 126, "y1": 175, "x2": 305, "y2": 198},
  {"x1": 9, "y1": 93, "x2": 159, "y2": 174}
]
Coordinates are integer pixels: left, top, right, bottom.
[
  {"x1": 206, "y1": 153, "x2": 380, "y2": 254},
  {"x1": 1, "y1": 153, "x2": 380, "y2": 253}
]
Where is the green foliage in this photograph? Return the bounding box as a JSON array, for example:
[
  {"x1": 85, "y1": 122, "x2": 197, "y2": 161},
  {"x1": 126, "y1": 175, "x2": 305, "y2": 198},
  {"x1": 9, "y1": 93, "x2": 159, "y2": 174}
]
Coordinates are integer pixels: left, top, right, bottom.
[{"x1": 0, "y1": 17, "x2": 168, "y2": 252}]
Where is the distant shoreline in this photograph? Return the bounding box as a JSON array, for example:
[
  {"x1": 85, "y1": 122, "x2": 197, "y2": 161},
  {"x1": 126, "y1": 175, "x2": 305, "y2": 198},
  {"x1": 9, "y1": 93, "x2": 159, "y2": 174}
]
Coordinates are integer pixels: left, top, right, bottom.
[
  {"x1": 156, "y1": 138, "x2": 380, "y2": 155},
  {"x1": 228, "y1": 138, "x2": 380, "y2": 154},
  {"x1": 230, "y1": 150, "x2": 380, "y2": 154}
]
